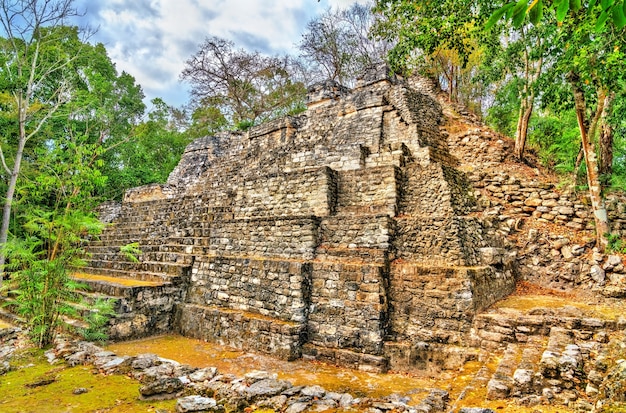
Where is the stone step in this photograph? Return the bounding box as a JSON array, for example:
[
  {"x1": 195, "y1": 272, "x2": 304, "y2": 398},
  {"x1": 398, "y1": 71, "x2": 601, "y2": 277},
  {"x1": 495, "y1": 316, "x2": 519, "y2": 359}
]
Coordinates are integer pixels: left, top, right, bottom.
[
  {"x1": 74, "y1": 290, "x2": 123, "y2": 311},
  {"x1": 472, "y1": 307, "x2": 624, "y2": 350},
  {"x1": 85, "y1": 259, "x2": 192, "y2": 276},
  {"x1": 363, "y1": 150, "x2": 405, "y2": 169},
  {"x1": 486, "y1": 343, "x2": 521, "y2": 400},
  {"x1": 315, "y1": 247, "x2": 389, "y2": 265},
  {"x1": 133, "y1": 252, "x2": 195, "y2": 265},
  {"x1": 302, "y1": 343, "x2": 389, "y2": 373},
  {"x1": 78, "y1": 266, "x2": 179, "y2": 283},
  {"x1": 475, "y1": 324, "x2": 607, "y2": 407},
  {"x1": 0, "y1": 298, "x2": 25, "y2": 325},
  {"x1": 539, "y1": 327, "x2": 582, "y2": 381},
  {"x1": 176, "y1": 303, "x2": 305, "y2": 361},
  {"x1": 71, "y1": 272, "x2": 176, "y2": 298},
  {"x1": 87, "y1": 243, "x2": 207, "y2": 258},
  {"x1": 447, "y1": 364, "x2": 491, "y2": 412},
  {"x1": 98, "y1": 232, "x2": 166, "y2": 242},
  {"x1": 166, "y1": 237, "x2": 211, "y2": 247},
  {"x1": 60, "y1": 315, "x2": 89, "y2": 332},
  {"x1": 383, "y1": 341, "x2": 480, "y2": 373}
]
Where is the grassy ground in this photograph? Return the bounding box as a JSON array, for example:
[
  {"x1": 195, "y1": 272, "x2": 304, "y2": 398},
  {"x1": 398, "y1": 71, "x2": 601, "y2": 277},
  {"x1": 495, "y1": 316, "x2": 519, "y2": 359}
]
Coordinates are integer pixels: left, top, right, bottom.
[{"x1": 0, "y1": 347, "x2": 176, "y2": 413}]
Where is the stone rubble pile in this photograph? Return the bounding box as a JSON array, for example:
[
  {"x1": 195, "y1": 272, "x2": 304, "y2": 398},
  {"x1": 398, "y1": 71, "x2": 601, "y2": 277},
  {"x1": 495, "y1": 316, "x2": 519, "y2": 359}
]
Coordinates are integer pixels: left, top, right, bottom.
[
  {"x1": 447, "y1": 124, "x2": 626, "y2": 297},
  {"x1": 470, "y1": 307, "x2": 626, "y2": 411},
  {"x1": 45, "y1": 338, "x2": 456, "y2": 413}
]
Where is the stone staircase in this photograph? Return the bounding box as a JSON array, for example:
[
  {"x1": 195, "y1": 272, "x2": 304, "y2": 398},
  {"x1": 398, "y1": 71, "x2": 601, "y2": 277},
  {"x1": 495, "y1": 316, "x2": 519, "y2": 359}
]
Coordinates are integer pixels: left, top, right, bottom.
[
  {"x1": 444, "y1": 298, "x2": 626, "y2": 410},
  {"x1": 71, "y1": 196, "x2": 205, "y2": 340}
]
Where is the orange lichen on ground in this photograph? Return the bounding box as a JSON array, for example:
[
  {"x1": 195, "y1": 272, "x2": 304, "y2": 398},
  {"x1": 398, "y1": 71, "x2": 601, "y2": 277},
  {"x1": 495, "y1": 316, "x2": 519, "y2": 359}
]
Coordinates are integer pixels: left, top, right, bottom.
[
  {"x1": 71, "y1": 273, "x2": 167, "y2": 287},
  {"x1": 513, "y1": 280, "x2": 574, "y2": 298},
  {"x1": 494, "y1": 281, "x2": 626, "y2": 321},
  {"x1": 108, "y1": 334, "x2": 580, "y2": 412}
]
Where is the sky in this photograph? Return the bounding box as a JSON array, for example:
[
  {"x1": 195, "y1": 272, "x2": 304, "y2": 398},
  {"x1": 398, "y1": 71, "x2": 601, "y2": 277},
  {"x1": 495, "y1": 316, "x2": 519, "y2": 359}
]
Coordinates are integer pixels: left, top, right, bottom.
[{"x1": 72, "y1": 0, "x2": 367, "y2": 108}]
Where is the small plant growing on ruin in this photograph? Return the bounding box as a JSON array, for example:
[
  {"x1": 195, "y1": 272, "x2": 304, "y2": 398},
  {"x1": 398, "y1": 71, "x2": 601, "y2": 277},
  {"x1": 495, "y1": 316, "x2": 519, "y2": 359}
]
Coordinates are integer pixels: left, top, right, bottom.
[
  {"x1": 235, "y1": 119, "x2": 255, "y2": 131},
  {"x1": 2, "y1": 211, "x2": 104, "y2": 348},
  {"x1": 120, "y1": 242, "x2": 142, "y2": 263},
  {"x1": 78, "y1": 297, "x2": 116, "y2": 343},
  {"x1": 605, "y1": 233, "x2": 626, "y2": 254}
]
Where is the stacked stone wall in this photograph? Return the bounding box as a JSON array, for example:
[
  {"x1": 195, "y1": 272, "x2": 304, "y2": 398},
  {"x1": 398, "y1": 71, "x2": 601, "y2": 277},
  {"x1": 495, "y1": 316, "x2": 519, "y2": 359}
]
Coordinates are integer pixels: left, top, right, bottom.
[
  {"x1": 176, "y1": 304, "x2": 304, "y2": 361},
  {"x1": 233, "y1": 167, "x2": 336, "y2": 219},
  {"x1": 208, "y1": 217, "x2": 320, "y2": 260},
  {"x1": 387, "y1": 263, "x2": 514, "y2": 348},
  {"x1": 307, "y1": 263, "x2": 388, "y2": 355},
  {"x1": 319, "y1": 215, "x2": 394, "y2": 251},
  {"x1": 400, "y1": 164, "x2": 474, "y2": 217},
  {"x1": 186, "y1": 256, "x2": 310, "y2": 323},
  {"x1": 97, "y1": 201, "x2": 122, "y2": 223},
  {"x1": 471, "y1": 170, "x2": 626, "y2": 237},
  {"x1": 96, "y1": 282, "x2": 185, "y2": 341},
  {"x1": 336, "y1": 166, "x2": 399, "y2": 216},
  {"x1": 394, "y1": 216, "x2": 485, "y2": 266}
]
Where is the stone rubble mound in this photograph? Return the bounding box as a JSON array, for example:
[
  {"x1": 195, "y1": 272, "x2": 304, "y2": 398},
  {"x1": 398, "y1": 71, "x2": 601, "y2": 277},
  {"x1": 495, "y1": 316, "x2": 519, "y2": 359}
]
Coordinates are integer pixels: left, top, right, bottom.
[{"x1": 45, "y1": 338, "x2": 453, "y2": 413}]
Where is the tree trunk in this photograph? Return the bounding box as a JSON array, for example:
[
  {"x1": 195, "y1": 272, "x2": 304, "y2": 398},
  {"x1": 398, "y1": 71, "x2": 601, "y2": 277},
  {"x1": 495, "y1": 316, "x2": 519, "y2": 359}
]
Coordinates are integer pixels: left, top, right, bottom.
[
  {"x1": 598, "y1": 92, "x2": 615, "y2": 179},
  {"x1": 514, "y1": 33, "x2": 542, "y2": 162},
  {"x1": 0, "y1": 94, "x2": 28, "y2": 289},
  {"x1": 571, "y1": 79, "x2": 610, "y2": 250},
  {"x1": 514, "y1": 100, "x2": 533, "y2": 160},
  {"x1": 574, "y1": 144, "x2": 584, "y2": 183}
]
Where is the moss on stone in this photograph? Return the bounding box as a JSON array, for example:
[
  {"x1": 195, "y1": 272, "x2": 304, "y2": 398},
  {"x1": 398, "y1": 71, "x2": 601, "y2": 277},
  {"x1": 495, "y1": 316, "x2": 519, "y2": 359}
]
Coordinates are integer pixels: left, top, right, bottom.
[{"x1": 0, "y1": 349, "x2": 176, "y2": 413}]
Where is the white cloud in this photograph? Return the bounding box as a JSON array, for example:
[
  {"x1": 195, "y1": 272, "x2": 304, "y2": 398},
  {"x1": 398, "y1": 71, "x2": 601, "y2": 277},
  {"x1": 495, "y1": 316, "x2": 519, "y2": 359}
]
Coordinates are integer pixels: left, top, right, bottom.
[{"x1": 75, "y1": 0, "x2": 369, "y2": 107}]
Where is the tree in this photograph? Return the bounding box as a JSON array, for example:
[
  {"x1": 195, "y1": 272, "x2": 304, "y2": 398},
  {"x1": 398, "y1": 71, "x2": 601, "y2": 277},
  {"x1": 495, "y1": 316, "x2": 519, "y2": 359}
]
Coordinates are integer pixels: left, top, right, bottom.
[
  {"x1": 487, "y1": 0, "x2": 626, "y2": 31},
  {"x1": 0, "y1": 0, "x2": 89, "y2": 287},
  {"x1": 488, "y1": 0, "x2": 626, "y2": 249},
  {"x1": 372, "y1": 0, "x2": 505, "y2": 112},
  {"x1": 298, "y1": 2, "x2": 392, "y2": 86},
  {"x1": 372, "y1": 0, "x2": 486, "y2": 73},
  {"x1": 373, "y1": 0, "x2": 553, "y2": 158},
  {"x1": 0, "y1": 21, "x2": 147, "y2": 345},
  {"x1": 4, "y1": 129, "x2": 106, "y2": 347},
  {"x1": 510, "y1": 24, "x2": 548, "y2": 160},
  {"x1": 180, "y1": 36, "x2": 306, "y2": 129},
  {"x1": 100, "y1": 98, "x2": 192, "y2": 199}
]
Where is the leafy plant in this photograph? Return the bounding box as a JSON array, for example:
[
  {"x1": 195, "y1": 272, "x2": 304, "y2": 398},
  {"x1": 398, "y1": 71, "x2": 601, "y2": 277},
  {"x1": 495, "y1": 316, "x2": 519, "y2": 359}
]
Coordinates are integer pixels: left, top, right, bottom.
[
  {"x1": 1, "y1": 122, "x2": 106, "y2": 347},
  {"x1": 2, "y1": 211, "x2": 103, "y2": 348},
  {"x1": 78, "y1": 297, "x2": 116, "y2": 343},
  {"x1": 235, "y1": 119, "x2": 255, "y2": 131},
  {"x1": 605, "y1": 233, "x2": 626, "y2": 254},
  {"x1": 120, "y1": 242, "x2": 142, "y2": 263}
]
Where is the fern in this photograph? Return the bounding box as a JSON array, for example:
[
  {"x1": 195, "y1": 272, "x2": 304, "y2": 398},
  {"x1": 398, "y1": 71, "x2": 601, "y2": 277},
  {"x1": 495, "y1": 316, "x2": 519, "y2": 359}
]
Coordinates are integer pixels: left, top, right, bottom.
[
  {"x1": 78, "y1": 298, "x2": 116, "y2": 343},
  {"x1": 605, "y1": 233, "x2": 626, "y2": 254},
  {"x1": 120, "y1": 242, "x2": 142, "y2": 263}
]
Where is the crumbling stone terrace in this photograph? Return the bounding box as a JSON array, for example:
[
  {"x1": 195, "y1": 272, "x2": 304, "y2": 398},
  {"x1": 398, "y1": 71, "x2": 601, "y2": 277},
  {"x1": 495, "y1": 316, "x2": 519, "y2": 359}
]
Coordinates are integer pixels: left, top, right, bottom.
[{"x1": 80, "y1": 65, "x2": 517, "y2": 373}]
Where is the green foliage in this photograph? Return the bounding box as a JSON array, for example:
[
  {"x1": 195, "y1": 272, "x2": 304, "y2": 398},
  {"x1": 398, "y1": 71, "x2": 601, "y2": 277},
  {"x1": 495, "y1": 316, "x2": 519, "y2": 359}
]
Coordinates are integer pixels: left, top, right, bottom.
[
  {"x1": 486, "y1": 79, "x2": 522, "y2": 137},
  {"x1": 99, "y1": 99, "x2": 191, "y2": 199},
  {"x1": 78, "y1": 297, "x2": 116, "y2": 343},
  {"x1": 528, "y1": 110, "x2": 581, "y2": 173},
  {"x1": 186, "y1": 105, "x2": 229, "y2": 140},
  {"x1": 487, "y1": 0, "x2": 626, "y2": 30},
  {"x1": 2, "y1": 211, "x2": 103, "y2": 348},
  {"x1": 1, "y1": 107, "x2": 109, "y2": 347},
  {"x1": 120, "y1": 242, "x2": 142, "y2": 263},
  {"x1": 605, "y1": 233, "x2": 626, "y2": 253},
  {"x1": 235, "y1": 119, "x2": 255, "y2": 131},
  {"x1": 287, "y1": 102, "x2": 307, "y2": 116},
  {"x1": 373, "y1": 0, "x2": 494, "y2": 74}
]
